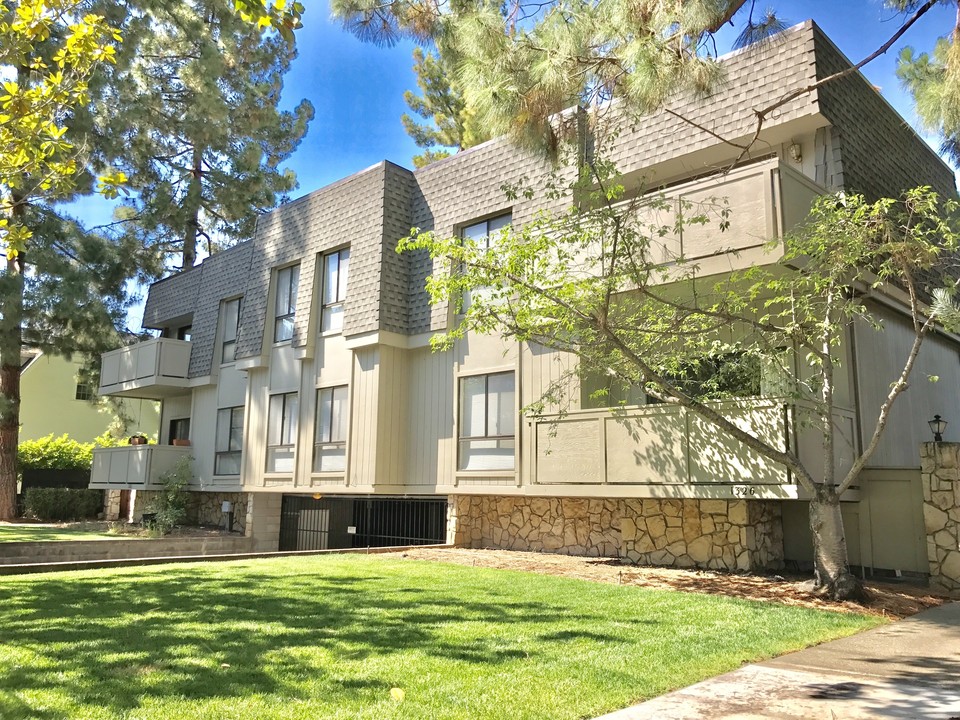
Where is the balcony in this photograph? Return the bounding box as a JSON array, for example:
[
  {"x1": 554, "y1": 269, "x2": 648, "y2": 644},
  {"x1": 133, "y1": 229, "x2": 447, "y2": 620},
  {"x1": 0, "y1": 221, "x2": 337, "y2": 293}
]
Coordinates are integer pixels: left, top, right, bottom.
[
  {"x1": 89, "y1": 445, "x2": 193, "y2": 491},
  {"x1": 636, "y1": 158, "x2": 823, "y2": 278},
  {"x1": 532, "y1": 400, "x2": 856, "y2": 497},
  {"x1": 99, "y1": 337, "x2": 191, "y2": 399}
]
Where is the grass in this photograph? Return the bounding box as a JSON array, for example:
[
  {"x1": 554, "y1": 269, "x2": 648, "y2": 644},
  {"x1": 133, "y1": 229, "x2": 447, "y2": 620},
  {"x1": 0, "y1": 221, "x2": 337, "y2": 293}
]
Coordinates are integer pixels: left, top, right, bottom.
[
  {"x1": 0, "y1": 523, "x2": 133, "y2": 543},
  {"x1": 0, "y1": 554, "x2": 881, "y2": 720}
]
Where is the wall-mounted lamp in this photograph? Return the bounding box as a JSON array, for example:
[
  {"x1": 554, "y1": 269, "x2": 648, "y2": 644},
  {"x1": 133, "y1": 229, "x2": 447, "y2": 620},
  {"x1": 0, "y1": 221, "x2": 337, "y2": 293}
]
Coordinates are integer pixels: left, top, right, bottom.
[
  {"x1": 312, "y1": 493, "x2": 323, "y2": 500},
  {"x1": 788, "y1": 143, "x2": 802, "y2": 163},
  {"x1": 929, "y1": 414, "x2": 948, "y2": 443}
]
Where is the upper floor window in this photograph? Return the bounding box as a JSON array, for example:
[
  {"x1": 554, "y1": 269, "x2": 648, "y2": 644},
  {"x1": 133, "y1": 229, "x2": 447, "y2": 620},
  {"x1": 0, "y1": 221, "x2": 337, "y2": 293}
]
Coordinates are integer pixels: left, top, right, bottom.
[
  {"x1": 215, "y1": 406, "x2": 244, "y2": 476},
  {"x1": 314, "y1": 385, "x2": 348, "y2": 472},
  {"x1": 461, "y1": 213, "x2": 510, "y2": 310},
  {"x1": 321, "y1": 248, "x2": 350, "y2": 333},
  {"x1": 75, "y1": 383, "x2": 94, "y2": 401},
  {"x1": 274, "y1": 264, "x2": 300, "y2": 343},
  {"x1": 267, "y1": 391, "x2": 298, "y2": 472},
  {"x1": 458, "y1": 371, "x2": 515, "y2": 471},
  {"x1": 221, "y1": 298, "x2": 241, "y2": 364},
  {"x1": 176, "y1": 325, "x2": 192, "y2": 342}
]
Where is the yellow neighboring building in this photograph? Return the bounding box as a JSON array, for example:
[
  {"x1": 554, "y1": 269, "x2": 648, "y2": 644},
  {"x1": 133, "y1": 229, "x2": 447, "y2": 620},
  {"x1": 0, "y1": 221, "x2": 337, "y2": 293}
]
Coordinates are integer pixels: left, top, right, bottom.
[{"x1": 19, "y1": 350, "x2": 160, "y2": 443}]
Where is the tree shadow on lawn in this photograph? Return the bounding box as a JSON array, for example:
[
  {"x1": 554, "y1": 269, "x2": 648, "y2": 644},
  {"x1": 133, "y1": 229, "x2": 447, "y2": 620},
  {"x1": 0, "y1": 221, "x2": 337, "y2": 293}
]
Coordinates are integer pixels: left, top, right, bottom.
[{"x1": 0, "y1": 562, "x2": 640, "y2": 718}]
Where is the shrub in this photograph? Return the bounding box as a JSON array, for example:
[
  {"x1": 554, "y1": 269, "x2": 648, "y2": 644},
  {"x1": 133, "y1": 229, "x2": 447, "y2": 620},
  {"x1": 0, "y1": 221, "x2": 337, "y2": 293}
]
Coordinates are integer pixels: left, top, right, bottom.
[
  {"x1": 18, "y1": 435, "x2": 94, "y2": 471},
  {"x1": 23, "y1": 488, "x2": 104, "y2": 521},
  {"x1": 146, "y1": 456, "x2": 192, "y2": 534}
]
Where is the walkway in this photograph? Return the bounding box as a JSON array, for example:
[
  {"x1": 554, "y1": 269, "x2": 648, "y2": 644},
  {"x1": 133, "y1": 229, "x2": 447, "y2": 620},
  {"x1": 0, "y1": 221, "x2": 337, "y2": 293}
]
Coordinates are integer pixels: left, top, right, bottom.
[{"x1": 596, "y1": 601, "x2": 960, "y2": 720}]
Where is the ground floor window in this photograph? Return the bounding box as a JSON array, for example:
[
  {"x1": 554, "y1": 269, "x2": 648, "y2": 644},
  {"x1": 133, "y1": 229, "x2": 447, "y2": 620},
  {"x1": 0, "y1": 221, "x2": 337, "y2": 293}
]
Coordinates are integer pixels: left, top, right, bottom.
[
  {"x1": 314, "y1": 385, "x2": 348, "y2": 472},
  {"x1": 458, "y1": 371, "x2": 515, "y2": 471},
  {"x1": 267, "y1": 392, "x2": 298, "y2": 472},
  {"x1": 215, "y1": 406, "x2": 244, "y2": 475}
]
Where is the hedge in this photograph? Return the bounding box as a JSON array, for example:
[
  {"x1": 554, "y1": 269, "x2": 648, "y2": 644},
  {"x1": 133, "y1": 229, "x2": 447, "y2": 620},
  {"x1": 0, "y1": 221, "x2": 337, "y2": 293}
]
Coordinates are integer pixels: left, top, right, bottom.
[{"x1": 22, "y1": 488, "x2": 104, "y2": 521}]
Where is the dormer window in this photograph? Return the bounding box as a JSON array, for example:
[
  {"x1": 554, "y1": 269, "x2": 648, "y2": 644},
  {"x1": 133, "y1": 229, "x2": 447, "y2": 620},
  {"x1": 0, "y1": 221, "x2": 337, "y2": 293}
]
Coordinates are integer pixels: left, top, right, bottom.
[
  {"x1": 274, "y1": 264, "x2": 300, "y2": 343},
  {"x1": 461, "y1": 213, "x2": 510, "y2": 311},
  {"x1": 321, "y1": 248, "x2": 350, "y2": 333},
  {"x1": 221, "y1": 298, "x2": 241, "y2": 364}
]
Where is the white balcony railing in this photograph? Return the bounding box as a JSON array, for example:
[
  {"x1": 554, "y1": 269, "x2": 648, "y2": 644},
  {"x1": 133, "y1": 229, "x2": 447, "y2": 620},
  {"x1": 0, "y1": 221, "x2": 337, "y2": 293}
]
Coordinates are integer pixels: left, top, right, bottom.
[
  {"x1": 99, "y1": 337, "x2": 191, "y2": 399},
  {"x1": 89, "y1": 445, "x2": 192, "y2": 491},
  {"x1": 532, "y1": 399, "x2": 856, "y2": 493}
]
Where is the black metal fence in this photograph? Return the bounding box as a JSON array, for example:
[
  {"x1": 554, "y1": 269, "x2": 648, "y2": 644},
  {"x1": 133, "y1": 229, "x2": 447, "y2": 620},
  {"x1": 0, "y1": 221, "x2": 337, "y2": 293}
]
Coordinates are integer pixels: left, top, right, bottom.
[{"x1": 279, "y1": 495, "x2": 448, "y2": 552}]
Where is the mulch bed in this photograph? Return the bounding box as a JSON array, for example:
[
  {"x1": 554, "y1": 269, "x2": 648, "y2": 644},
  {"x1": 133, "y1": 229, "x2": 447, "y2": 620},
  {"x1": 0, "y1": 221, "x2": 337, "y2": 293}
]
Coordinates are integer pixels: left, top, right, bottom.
[{"x1": 390, "y1": 547, "x2": 951, "y2": 619}]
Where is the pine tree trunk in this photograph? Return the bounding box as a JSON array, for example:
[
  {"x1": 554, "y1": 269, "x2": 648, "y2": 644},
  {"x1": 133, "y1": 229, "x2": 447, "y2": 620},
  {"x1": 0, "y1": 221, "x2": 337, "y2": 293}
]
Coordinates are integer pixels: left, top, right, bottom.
[
  {"x1": 809, "y1": 484, "x2": 864, "y2": 601},
  {"x1": 181, "y1": 145, "x2": 204, "y2": 268},
  {"x1": 0, "y1": 254, "x2": 23, "y2": 520}
]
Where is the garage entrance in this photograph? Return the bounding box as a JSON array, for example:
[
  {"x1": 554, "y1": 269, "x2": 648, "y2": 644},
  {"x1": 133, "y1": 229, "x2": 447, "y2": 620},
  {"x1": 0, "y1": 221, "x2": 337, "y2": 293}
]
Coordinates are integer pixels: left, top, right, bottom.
[{"x1": 279, "y1": 495, "x2": 448, "y2": 551}]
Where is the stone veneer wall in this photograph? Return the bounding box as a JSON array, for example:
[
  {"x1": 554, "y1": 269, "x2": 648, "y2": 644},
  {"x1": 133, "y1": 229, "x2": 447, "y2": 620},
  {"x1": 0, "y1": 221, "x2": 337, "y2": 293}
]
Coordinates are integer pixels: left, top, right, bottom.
[
  {"x1": 128, "y1": 490, "x2": 248, "y2": 533},
  {"x1": 187, "y1": 492, "x2": 248, "y2": 534},
  {"x1": 920, "y1": 442, "x2": 960, "y2": 593},
  {"x1": 103, "y1": 490, "x2": 123, "y2": 521},
  {"x1": 450, "y1": 495, "x2": 783, "y2": 571}
]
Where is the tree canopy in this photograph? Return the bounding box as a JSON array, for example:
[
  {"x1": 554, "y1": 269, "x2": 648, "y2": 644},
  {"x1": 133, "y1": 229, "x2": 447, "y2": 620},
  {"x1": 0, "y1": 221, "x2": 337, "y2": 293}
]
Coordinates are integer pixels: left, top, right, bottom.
[{"x1": 92, "y1": 0, "x2": 314, "y2": 268}]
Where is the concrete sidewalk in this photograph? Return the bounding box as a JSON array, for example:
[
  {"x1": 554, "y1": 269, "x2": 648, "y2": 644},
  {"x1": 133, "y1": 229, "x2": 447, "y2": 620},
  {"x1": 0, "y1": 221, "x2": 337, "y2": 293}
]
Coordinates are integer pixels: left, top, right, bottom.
[{"x1": 596, "y1": 602, "x2": 960, "y2": 720}]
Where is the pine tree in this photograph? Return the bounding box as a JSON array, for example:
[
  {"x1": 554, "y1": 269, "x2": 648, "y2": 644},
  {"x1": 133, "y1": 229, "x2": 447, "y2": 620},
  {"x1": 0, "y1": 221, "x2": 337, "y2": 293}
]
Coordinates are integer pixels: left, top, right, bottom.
[
  {"x1": 403, "y1": 47, "x2": 488, "y2": 167},
  {"x1": 896, "y1": 1, "x2": 960, "y2": 164},
  {"x1": 94, "y1": 0, "x2": 315, "y2": 268}
]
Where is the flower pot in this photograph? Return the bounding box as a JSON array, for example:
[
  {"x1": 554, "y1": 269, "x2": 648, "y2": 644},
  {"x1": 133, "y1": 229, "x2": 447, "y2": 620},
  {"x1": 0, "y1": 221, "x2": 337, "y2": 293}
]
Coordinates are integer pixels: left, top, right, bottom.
[
  {"x1": 172, "y1": 439, "x2": 191, "y2": 447},
  {"x1": 129, "y1": 437, "x2": 147, "y2": 445}
]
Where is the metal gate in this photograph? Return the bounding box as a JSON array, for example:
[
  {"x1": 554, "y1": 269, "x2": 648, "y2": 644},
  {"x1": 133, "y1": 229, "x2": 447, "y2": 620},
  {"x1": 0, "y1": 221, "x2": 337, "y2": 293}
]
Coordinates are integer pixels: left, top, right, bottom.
[
  {"x1": 279, "y1": 495, "x2": 448, "y2": 552},
  {"x1": 351, "y1": 497, "x2": 448, "y2": 548}
]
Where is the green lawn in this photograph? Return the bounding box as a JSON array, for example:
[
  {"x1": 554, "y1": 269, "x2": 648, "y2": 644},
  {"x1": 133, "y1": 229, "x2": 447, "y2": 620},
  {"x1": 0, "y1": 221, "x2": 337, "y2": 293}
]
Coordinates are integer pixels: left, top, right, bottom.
[
  {"x1": 0, "y1": 523, "x2": 129, "y2": 543},
  {"x1": 0, "y1": 554, "x2": 880, "y2": 720}
]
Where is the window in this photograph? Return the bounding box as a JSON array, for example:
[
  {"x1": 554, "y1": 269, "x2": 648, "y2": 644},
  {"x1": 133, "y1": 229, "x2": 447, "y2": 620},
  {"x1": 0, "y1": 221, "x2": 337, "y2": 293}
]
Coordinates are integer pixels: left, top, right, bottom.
[
  {"x1": 274, "y1": 264, "x2": 300, "y2": 343},
  {"x1": 176, "y1": 325, "x2": 192, "y2": 341},
  {"x1": 75, "y1": 383, "x2": 94, "y2": 401},
  {"x1": 215, "y1": 406, "x2": 244, "y2": 475},
  {"x1": 169, "y1": 418, "x2": 190, "y2": 443},
  {"x1": 461, "y1": 213, "x2": 511, "y2": 310},
  {"x1": 321, "y1": 248, "x2": 350, "y2": 333},
  {"x1": 267, "y1": 392, "x2": 298, "y2": 472},
  {"x1": 314, "y1": 385, "x2": 348, "y2": 472},
  {"x1": 221, "y1": 298, "x2": 241, "y2": 364},
  {"x1": 458, "y1": 372, "x2": 515, "y2": 471}
]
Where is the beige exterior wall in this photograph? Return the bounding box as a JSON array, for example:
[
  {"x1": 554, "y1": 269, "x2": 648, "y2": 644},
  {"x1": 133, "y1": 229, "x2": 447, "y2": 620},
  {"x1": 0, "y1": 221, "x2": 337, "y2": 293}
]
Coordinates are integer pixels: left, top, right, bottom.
[
  {"x1": 20, "y1": 353, "x2": 159, "y2": 443},
  {"x1": 853, "y1": 301, "x2": 960, "y2": 468}
]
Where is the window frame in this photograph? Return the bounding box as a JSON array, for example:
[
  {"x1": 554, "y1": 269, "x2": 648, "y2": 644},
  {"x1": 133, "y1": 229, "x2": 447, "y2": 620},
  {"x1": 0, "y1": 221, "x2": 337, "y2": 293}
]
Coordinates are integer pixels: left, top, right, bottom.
[
  {"x1": 460, "y1": 213, "x2": 511, "y2": 312},
  {"x1": 273, "y1": 264, "x2": 300, "y2": 343},
  {"x1": 75, "y1": 383, "x2": 94, "y2": 401},
  {"x1": 313, "y1": 385, "x2": 348, "y2": 473},
  {"x1": 320, "y1": 247, "x2": 350, "y2": 334},
  {"x1": 457, "y1": 370, "x2": 516, "y2": 472},
  {"x1": 214, "y1": 406, "x2": 244, "y2": 476},
  {"x1": 266, "y1": 391, "x2": 298, "y2": 473},
  {"x1": 221, "y1": 297, "x2": 241, "y2": 364}
]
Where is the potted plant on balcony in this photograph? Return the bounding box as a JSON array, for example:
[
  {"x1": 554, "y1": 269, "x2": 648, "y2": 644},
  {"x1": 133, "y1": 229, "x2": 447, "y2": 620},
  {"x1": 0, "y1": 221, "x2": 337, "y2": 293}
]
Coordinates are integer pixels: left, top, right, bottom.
[
  {"x1": 129, "y1": 434, "x2": 148, "y2": 446},
  {"x1": 172, "y1": 438, "x2": 191, "y2": 447}
]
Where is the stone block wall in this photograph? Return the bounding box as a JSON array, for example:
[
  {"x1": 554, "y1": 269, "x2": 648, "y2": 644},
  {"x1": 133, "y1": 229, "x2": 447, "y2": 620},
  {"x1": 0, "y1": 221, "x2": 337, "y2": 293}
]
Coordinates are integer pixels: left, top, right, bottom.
[
  {"x1": 186, "y1": 492, "x2": 248, "y2": 534},
  {"x1": 450, "y1": 495, "x2": 784, "y2": 572},
  {"x1": 920, "y1": 442, "x2": 960, "y2": 593},
  {"x1": 122, "y1": 490, "x2": 248, "y2": 533},
  {"x1": 103, "y1": 490, "x2": 122, "y2": 521}
]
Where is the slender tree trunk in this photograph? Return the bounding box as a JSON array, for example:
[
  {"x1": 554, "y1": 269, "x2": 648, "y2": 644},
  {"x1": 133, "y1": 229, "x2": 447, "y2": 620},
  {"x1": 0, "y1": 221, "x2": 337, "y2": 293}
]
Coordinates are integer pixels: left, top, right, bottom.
[
  {"x1": 0, "y1": 249, "x2": 24, "y2": 520},
  {"x1": 809, "y1": 484, "x2": 863, "y2": 601},
  {"x1": 182, "y1": 145, "x2": 204, "y2": 268}
]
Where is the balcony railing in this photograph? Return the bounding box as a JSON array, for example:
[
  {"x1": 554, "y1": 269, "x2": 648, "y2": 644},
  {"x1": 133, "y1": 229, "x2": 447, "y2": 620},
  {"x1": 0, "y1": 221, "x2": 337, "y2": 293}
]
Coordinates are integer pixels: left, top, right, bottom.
[
  {"x1": 532, "y1": 399, "x2": 856, "y2": 493},
  {"x1": 99, "y1": 337, "x2": 191, "y2": 399},
  {"x1": 89, "y1": 445, "x2": 193, "y2": 491}
]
